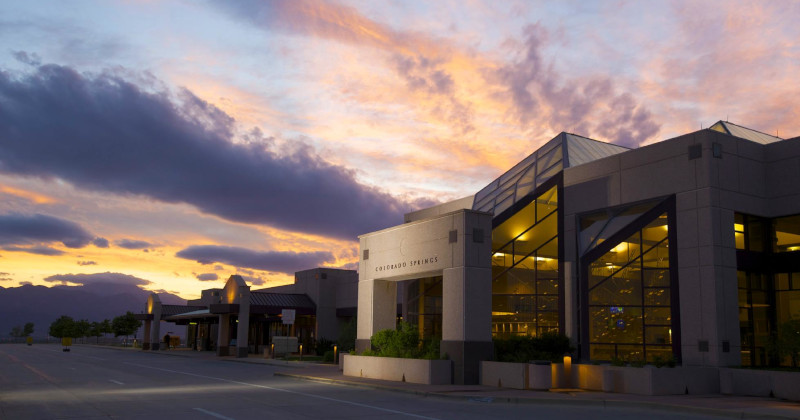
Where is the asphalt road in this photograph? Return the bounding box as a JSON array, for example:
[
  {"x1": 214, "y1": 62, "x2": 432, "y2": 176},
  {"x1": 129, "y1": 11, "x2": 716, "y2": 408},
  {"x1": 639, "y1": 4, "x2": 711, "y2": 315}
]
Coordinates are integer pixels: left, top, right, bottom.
[{"x1": 0, "y1": 344, "x2": 725, "y2": 419}]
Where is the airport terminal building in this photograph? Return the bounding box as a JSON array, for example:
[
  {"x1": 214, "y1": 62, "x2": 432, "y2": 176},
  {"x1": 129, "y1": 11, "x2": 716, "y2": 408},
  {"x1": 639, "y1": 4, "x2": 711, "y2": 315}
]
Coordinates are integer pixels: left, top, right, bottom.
[
  {"x1": 141, "y1": 122, "x2": 799, "y2": 385},
  {"x1": 357, "y1": 121, "x2": 800, "y2": 383}
]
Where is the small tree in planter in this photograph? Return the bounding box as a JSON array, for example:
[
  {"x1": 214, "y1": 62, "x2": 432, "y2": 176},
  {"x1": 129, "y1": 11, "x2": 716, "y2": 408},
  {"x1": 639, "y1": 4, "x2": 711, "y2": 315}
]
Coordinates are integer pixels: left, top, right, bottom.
[
  {"x1": 365, "y1": 322, "x2": 442, "y2": 359},
  {"x1": 770, "y1": 319, "x2": 800, "y2": 368},
  {"x1": 493, "y1": 332, "x2": 574, "y2": 363}
]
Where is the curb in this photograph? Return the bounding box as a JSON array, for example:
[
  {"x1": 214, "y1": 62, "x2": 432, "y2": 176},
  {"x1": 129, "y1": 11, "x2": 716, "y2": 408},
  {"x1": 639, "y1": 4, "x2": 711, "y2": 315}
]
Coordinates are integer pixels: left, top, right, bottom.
[
  {"x1": 74, "y1": 344, "x2": 315, "y2": 368},
  {"x1": 274, "y1": 372, "x2": 800, "y2": 420}
]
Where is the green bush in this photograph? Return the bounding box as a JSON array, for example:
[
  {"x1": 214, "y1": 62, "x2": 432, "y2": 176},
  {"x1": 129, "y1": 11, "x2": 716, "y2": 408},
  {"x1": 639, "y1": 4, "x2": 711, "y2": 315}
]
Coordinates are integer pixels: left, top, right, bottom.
[
  {"x1": 337, "y1": 318, "x2": 357, "y2": 352},
  {"x1": 315, "y1": 338, "x2": 335, "y2": 355},
  {"x1": 769, "y1": 319, "x2": 800, "y2": 367},
  {"x1": 493, "y1": 332, "x2": 574, "y2": 363},
  {"x1": 362, "y1": 322, "x2": 444, "y2": 359},
  {"x1": 323, "y1": 350, "x2": 335, "y2": 363}
]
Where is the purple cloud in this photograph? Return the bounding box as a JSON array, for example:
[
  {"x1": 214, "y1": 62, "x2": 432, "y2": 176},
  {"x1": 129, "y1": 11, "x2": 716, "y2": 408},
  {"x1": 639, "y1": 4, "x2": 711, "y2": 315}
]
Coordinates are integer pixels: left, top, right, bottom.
[
  {"x1": 196, "y1": 273, "x2": 219, "y2": 281},
  {"x1": 44, "y1": 271, "x2": 151, "y2": 287},
  {"x1": 493, "y1": 24, "x2": 660, "y2": 148},
  {"x1": 0, "y1": 63, "x2": 419, "y2": 240},
  {"x1": 176, "y1": 245, "x2": 334, "y2": 274},
  {"x1": 92, "y1": 237, "x2": 110, "y2": 248},
  {"x1": 115, "y1": 239, "x2": 152, "y2": 250},
  {"x1": 0, "y1": 213, "x2": 94, "y2": 248},
  {"x1": 2, "y1": 245, "x2": 65, "y2": 256},
  {"x1": 77, "y1": 260, "x2": 97, "y2": 266}
]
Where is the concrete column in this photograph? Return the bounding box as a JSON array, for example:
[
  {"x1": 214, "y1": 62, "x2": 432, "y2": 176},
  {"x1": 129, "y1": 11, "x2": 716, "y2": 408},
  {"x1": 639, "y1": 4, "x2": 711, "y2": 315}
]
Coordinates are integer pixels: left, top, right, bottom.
[
  {"x1": 142, "y1": 320, "x2": 152, "y2": 350},
  {"x1": 150, "y1": 306, "x2": 162, "y2": 351},
  {"x1": 441, "y1": 266, "x2": 493, "y2": 385},
  {"x1": 236, "y1": 295, "x2": 250, "y2": 358},
  {"x1": 217, "y1": 314, "x2": 230, "y2": 356},
  {"x1": 356, "y1": 279, "x2": 397, "y2": 352}
]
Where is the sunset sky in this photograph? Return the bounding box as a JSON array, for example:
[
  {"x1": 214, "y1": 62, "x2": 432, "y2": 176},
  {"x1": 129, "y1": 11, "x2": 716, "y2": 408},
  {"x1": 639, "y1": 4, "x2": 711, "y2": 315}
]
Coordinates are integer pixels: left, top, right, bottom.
[{"x1": 1, "y1": 0, "x2": 798, "y2": 299}]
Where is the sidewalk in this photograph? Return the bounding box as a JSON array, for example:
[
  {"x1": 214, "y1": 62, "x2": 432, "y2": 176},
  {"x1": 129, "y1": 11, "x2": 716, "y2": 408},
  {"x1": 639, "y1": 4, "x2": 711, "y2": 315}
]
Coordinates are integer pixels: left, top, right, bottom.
[{"x1": 86, "y1": 345, "x2": 800, "y2": 419}]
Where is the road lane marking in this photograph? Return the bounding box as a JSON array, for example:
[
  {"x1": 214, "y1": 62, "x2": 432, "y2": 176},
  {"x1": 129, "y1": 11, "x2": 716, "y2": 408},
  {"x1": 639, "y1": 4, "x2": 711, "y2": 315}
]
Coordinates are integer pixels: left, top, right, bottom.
[
  {"x1": 109, "y1": 380, "x2": 124, "y2": 385},
  {"x1": 34, "y1": 347, "x2": 106, "y2": 360},
  {"x1": 125, "y1": 362, "x2": 440, "y2": 420},
  {"x1": 193, "y1": 408, "x2": 235, "y2": 420}
]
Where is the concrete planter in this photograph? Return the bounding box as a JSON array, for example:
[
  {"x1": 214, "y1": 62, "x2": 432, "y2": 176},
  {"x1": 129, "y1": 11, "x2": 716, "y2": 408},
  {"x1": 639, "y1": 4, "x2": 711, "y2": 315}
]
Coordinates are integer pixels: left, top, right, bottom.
[
  {"x1": 720, "y1": 368, "x2": 800, "y2": 402},
  {"x1": 479, "y1": 361, "x2": 553, "y2": 390},
  {"x1": 480, "y1": 361, "x2": 527, "y2": 389},
  {"x1": 573, "y1": 365, "x2": 718, "y2": 395},
  {"x1": 528, "y1": 362, "x2": 553, "y2": 390},
  {"x1": 342, "y1": 354, "x2": 452, "y2": 385}
]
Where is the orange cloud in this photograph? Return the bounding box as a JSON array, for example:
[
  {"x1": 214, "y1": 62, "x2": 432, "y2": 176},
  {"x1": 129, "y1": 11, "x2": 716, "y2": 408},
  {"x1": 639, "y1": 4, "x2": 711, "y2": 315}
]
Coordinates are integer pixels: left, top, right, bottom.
[{"x1": 0, "y1": 185, "x2": 57, "y2": 204}]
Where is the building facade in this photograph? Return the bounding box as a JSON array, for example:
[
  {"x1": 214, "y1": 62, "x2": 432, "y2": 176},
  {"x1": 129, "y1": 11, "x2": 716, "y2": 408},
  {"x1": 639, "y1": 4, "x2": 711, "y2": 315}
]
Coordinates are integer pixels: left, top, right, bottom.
[
  {"x1": 357, "y1": 122, "x2": 800, "y2": 383},
  {"x1": 141, "y1": 267, "x2": 359, "y2": 356}
]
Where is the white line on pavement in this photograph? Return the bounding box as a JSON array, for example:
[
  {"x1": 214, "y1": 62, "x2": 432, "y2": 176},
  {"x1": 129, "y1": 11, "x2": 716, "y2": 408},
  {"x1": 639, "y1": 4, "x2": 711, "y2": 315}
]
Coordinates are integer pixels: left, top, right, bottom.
[
  {"x1": 34, "y1": 347, "x2": 107, "y2": 360},
  {"x1": 193, "y1": 407, "x2": 235, "y2": 420},
  {"x1": 125, "y1": 362, "x2": 440, "y2": 420},
  {"x1": 109, "y1": 380, "x2": 124, "y2": 385}
]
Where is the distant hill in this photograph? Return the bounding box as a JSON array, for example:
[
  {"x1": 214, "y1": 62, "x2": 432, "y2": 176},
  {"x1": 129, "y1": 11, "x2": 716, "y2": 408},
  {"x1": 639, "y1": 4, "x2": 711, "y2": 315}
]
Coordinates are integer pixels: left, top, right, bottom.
[{"x1": 0, "y1": 283, "x2": 187, "y2": 340}]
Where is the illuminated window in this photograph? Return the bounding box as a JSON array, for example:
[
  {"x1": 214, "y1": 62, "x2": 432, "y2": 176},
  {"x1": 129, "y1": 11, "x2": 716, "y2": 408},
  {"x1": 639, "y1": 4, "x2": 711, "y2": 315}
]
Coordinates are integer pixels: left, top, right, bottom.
[
  {"x1": 406, "y1": 276, "x2": 442, "y2": 340},
  {"x1": 773, "y1": 215, "x2": 800, "y2": 253},
  {"x1": 734, "y1": 213, "x2": 745, "y2": 250},
  {"x1": 586, "y1": 213, "x2": 672, "y2": 363},
  {"x1": 491, "y1": 184, "x2": 559, "y2": 338}
]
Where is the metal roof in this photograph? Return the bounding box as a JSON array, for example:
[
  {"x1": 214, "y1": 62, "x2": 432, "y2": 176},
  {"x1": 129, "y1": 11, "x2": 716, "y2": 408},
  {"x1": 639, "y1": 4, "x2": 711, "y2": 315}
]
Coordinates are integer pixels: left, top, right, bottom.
[
  {"x1": 472, "y1": 132, "x2": 628, "y2": 216},
  {"x1": 161, "y1": 305, "x2": 206, "y2": 316},
  {"x1": 709, "y1": 121, "x2": 783, "y2": 144},
  {"x1": 249, "y1": 292, "x2": 316, "y2": 310}
]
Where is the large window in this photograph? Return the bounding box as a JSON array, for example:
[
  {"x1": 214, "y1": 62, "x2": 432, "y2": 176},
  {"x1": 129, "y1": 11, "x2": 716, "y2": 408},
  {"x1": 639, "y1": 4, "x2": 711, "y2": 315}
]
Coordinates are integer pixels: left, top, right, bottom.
[
  {"x1": 491, "y1": 183, "x2": 560, "y2": 338},
  {"x1": 406, "y1": 276, "x2": 442, "y2": 340},
  {"x1": 586, "y1": 214, "x2": 673, "y2": 362},
  {"x1": 736, "y1": 212, "x2": 800, "y2": 367},
  {"x1": 580, "y1": 197, "x2": 678, "y2": 363}
]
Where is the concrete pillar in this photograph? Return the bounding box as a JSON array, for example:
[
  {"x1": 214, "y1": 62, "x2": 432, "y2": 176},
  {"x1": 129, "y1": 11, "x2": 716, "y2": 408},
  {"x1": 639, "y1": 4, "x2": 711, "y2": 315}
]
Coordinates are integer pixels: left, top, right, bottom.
[
  {"x1": 356, "y1": 279, "x2": 397, "y2": 352},
  {"x1": 150, "y1": 305, "x2": 162, "y2": 351},
  {"x1": 142, "y1": 320, "x2": 152, "y2": 350},
  {"x1": 217, "y1": 314, "x2": 230, "y2": 356},
  {"x1": 441, "y1": 266, "x2": 493, "y2": 385},
  {"x1": 236, "y1": 294, "x2": 250, "y2": 358}
]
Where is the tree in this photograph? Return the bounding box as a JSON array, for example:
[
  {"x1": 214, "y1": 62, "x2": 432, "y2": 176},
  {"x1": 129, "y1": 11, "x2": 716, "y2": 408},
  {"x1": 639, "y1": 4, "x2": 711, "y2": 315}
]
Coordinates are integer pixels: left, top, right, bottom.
[
  {"x1": 89, "y1": 322, "x2": 103, "y2": 344},
  {"x1": 75, "y1": 319, "x2": 91, "y2": 343},
  {"x1": 100, "y1": 319, "x2": 113, "y2": 336},
  {"x1": 9, "y1": 322, "x2": 35, "y2": 339},
  {"x1": 112, "y1": 312, "x2": 141, "y2": 345},
  {"x1": 9, "y1": 326, "x2": 23, "y2": 338},
  {"x1": 772, "y1": 319, "x2": 800, "y2": 367},
  {"x1": 49, "y1": 315, "x2": 78, "y2": 338}
]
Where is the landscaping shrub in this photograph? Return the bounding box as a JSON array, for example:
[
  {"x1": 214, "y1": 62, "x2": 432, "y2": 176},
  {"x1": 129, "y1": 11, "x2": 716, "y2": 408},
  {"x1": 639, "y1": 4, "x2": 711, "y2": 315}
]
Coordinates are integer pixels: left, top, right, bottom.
[
  {"x1": 337, "y1": 318, "x2": 357, "y2": 352},
  {"x1": 363, "y1": 322, "x2": 444, "y2": 359},
  {"x1": 493, "y1": 332, "x2": 574, "y2": 363},
  {"x1": 769, "y1": 319, "x2": 800, "y2": 367}
]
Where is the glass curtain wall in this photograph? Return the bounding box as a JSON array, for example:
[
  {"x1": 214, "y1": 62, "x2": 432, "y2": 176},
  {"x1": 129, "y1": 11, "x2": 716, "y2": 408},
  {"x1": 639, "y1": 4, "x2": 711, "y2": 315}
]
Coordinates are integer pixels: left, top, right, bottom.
[
  {"x1": 736, "y1": 212, "x2": 800, "y2": 366},
  {"x1": 491, "y1": 184, "x2": 560, "y2": 338},
  {"x1": 406, "y1": 276, "x2": 443, "y2": 340},
  {"x1": 579, "y1": 197, "x2": 678, "y2": 363},
  {"x1": 586, "y1": 214, "x2": 672, "y2": 362}
]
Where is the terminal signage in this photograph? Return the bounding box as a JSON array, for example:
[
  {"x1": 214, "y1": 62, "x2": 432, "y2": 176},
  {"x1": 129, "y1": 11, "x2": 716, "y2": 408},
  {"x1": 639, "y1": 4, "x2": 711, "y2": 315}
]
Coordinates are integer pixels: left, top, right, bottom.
[{"x1": 374, "y1": 255, "x2": 439, "y2": 273}]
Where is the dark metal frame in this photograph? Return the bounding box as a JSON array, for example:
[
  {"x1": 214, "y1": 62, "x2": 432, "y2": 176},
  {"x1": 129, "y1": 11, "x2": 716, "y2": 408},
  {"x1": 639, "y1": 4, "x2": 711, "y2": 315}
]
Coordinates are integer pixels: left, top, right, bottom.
[
  {"x1": 491, "y1": 172, "x2": 565, "y2": 335},
  {"x1": 578, "y1": 195, "x2": 680, "y2": 363}
]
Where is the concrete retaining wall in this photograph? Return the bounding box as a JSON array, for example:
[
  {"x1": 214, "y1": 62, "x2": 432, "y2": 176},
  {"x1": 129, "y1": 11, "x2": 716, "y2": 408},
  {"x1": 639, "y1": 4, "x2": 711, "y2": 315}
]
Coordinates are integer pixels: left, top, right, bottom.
[
  {"x1": 572, "y1": 364, "x2": 719, "y2": 395},
  {"x1": 480, "y1": 361, "x2": 553, "y2": 390},
  {"x1": 720, "y1": 368, "x2": 800, "y2": 402},
  {"x1": 343, "y1": 354, "x2": 452, "y2": 385}
]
